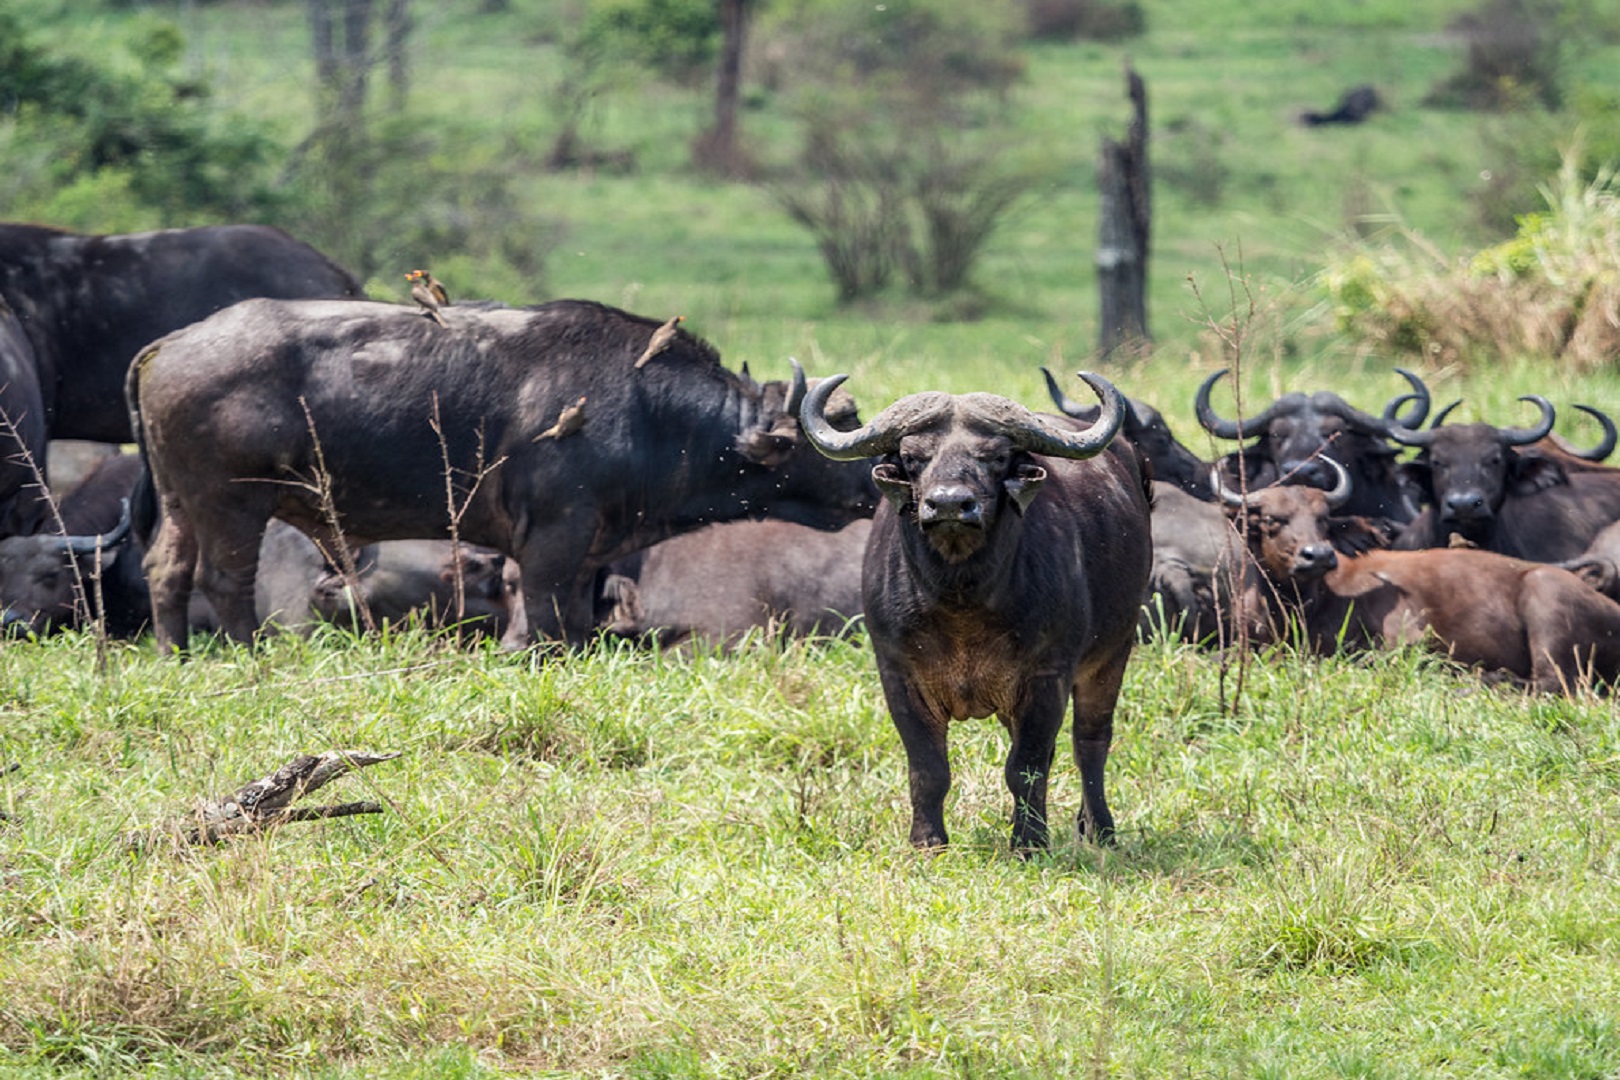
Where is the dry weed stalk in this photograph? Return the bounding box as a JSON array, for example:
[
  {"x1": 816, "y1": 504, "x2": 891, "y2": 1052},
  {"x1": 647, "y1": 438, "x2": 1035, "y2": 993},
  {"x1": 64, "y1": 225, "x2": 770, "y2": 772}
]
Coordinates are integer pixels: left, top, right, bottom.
[
  {"x1": 1187, "y1": 249, "x2": 1258, "y2": 715},
  {"x1": 0, "y1": 402, "x2": 111, "y2": 669},
  {"x1": 428, "y1": 391, "x2": 508, "y2": 633}
]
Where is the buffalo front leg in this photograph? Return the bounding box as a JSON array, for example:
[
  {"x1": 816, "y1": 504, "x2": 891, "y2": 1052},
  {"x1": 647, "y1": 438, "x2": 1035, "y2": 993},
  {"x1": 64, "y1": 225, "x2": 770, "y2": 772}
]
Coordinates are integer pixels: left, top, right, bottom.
[
  {"x1": 503, "y1": 522, "x2": 594, "y2": 648},
  {"x1": 1071, "y1": 652, "x2": 1131, "y2": 844},
  {"x1": 875, "y1": 656, "x2": 952, "y2": 849},
  {"x1": 1004, "y1": 680, "x2": 1067, "y2": 853}
]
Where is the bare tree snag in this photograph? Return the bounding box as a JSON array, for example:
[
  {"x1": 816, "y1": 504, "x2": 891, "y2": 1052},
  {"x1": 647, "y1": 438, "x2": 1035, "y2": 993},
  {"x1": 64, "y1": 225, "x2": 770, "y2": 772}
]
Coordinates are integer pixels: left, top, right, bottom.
[
  {"x1": 695, "y1": 0, "x2": 751, "y2": 176},
  {"x1": 130, "y1": 750, "x2": 400, "y2": 852},
  {"x1": 1097, "y1": 62, "x2": 1151, "y2": 356}
]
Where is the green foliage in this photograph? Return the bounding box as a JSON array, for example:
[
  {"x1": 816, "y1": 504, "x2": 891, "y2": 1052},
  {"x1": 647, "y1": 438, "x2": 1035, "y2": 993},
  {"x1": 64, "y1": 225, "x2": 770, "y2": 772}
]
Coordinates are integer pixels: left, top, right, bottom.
[
  {"x1": 0, "y1": 5, "x2": 280, "y2": 227},
  {"x1": 1318, "y1": 148, "x2": 1620, "y2": 369},
  {"x1": 578, "y1": 0, "x2": 720, "y2": 87}
]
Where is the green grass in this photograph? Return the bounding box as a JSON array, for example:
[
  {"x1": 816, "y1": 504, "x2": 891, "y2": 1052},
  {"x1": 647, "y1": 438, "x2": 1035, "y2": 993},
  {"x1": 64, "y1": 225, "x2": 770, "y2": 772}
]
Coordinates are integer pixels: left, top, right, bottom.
[{"x1": 0, "y1": 629, "x2": 1617, "y2": 1077}]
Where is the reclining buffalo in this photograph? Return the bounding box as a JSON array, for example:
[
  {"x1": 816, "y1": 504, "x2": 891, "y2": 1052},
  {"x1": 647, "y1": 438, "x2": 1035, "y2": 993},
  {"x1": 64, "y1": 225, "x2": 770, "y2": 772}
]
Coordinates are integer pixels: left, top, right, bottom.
[
  {"x1": 801, "y1": 371, "x2": 1152, "y2": 851},
  {"x1": 0, "y1": 223, "x2": 362, "y2": 537},
  {"x1": 128, "y1": 297, "x2": 877, "y2": 651},
  {"x1": 599, "y1": 518, "x2": 869, "y2": 651},
  {"x1": 1196, "y1": 367, "x2": 1430, "y2": 526},
  {"x1": 1389, "y1": 397, "x2": 1620, "y2": 561},
  {"x1": 0, "y1": 454, "x2": 512, "y2": 640},
  {"x1": 1218, "y1": 471, "x2": 1620, "y2": 694}
]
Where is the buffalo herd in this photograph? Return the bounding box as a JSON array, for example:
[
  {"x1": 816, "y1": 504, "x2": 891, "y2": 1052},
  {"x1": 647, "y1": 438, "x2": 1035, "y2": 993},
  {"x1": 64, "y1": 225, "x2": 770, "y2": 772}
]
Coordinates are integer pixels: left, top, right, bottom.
[{"x1": 6, "y1": 222, "x2": 1620, "y2": 847}]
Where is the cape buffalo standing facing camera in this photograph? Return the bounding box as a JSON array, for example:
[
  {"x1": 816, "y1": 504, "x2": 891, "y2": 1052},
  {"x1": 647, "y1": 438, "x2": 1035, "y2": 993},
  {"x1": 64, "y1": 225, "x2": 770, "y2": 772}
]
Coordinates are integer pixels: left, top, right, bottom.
[{"x1": 801, "y1": 373, "x2": 1152, "y2": 852}]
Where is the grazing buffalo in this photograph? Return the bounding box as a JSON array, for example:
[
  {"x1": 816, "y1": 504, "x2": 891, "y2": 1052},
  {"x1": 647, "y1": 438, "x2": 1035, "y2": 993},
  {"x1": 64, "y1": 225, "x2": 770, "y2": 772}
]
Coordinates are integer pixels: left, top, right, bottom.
[
  {"x1": 801, "y1": 372, "x2": 1152, "y2": 851},
  {"x1": 1390, "y1": 397, "x2": 1620, "y2": 561},
  {"x1": 1196, "y1": 367, "x2": 1429, "y2": 524},
  {"x1": 1042, "y1": 368, "x2": 1211, "y2": 498},
  {"x1": 600, "y1": 518, "x2": 869, "y2": 650},
  {"x1": 1221, "y1": 479, "x2": 1620, "y2": 693},
  {"x1": 129, "y1": 298, "x2": 877, "y2": 651},
  {"x1": 0, "y1": 223, "x2": 363, "y2": 537}
]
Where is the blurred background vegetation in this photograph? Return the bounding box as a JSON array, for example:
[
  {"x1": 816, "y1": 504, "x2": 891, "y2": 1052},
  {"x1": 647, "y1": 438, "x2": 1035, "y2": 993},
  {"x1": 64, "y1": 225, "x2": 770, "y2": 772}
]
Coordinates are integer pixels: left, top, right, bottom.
[{"x1": 4, "y1": 0, "x2": 1620, "y2": 400}]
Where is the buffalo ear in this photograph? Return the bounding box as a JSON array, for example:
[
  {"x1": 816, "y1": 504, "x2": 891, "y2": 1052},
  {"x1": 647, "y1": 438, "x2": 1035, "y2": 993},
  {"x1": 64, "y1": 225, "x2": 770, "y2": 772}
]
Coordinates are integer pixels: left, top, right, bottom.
[
  {"x1": 872, "y1": 461, "x2": 912, "y2": 511},
  {"x1": 1507, "y1": 450, "x2": 1568, "y2": 495},
  {"x1": 1004, "y1": 463, "x2": 1047, "y2": 515},
  {"x1": 1327, "y1": 515, "x2": 1388, "y2": 556},
  {"x1": 735, "y1": 417, "x2": 798, "y2": 467}
]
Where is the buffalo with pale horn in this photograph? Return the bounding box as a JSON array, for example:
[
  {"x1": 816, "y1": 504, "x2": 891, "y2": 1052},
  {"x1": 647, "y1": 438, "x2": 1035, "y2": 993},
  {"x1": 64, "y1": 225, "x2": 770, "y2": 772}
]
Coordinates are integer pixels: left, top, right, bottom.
[{"x1": 801, "y1": 372, "x2": 1152, "y2": 852}]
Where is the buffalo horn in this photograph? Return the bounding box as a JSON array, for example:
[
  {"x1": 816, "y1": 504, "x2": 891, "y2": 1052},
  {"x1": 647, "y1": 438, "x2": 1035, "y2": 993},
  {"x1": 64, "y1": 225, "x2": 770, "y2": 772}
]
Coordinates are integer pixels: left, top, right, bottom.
[
  {"x1": 1500, "y1": 395, "x2": 1556, "y2": 446},
  {"x1": 1319, "y1": 455, "x2": 1352, "y2": 508},
  {"x1": 61, "y1": 498, "x2": 131, "y2": 557},
  {"x1": 1211, "y1": 456, "x2": 1350, "y2": 508},
  {"x1": 1565, "y1": 404, "x2": 1617, "y2": 461},
  {"x1": 800, "y1": 376, "x2": 946, "y2": 461},
  {"x1": 1040, "y1": 366, "x2": 1144, "y2": 429},
  {"x1": 987, "y1": 372, "x2": 1126, "y2": 459},
  {"x1": 782, "y1": 358, "x2": 807, "y2": 423},
  {"x1": 1195, "y1": 369, "x2": 1284, "y2": 441},
  {"x1": 1380, "y1": 368, "x2": 1431, "y2": 428}
]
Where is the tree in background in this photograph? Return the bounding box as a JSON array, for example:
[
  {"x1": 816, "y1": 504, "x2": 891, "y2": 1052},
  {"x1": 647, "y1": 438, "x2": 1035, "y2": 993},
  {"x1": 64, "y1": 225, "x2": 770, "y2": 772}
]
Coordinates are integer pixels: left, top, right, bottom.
[
  {"x1": 290, "y1": 0, "x2": 554, "y2": 291},
  {"x1": 760, "y1": 0, "x2": 1038, "y2": 307},
  {"x1": 0, "y1": 6, "x2": 280, "y2": 229}
]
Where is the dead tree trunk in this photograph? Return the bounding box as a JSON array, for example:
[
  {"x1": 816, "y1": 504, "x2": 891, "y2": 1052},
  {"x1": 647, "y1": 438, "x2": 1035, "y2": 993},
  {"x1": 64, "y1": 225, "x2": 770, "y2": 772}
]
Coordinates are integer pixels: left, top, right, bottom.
[
  {"x1": 1097, "y1": 63, "x2": 1151, "y2": 356},
  {"x1": 694, "y1": 0, "x2": 750, "y2": 176}
]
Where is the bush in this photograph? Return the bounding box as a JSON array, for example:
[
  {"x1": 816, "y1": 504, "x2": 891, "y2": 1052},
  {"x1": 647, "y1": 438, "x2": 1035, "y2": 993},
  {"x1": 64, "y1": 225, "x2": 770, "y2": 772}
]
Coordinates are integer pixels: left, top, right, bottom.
[
  {"x1": 1424, "y1": 0, "x2": 1568, "y2": 112},
  {"x1": 1023, "y1": 0, "x2": 1145, "y2": 43},
  {"x1": 761, "y1": 0, "x2": 1034, "y2": 304},
  {"x1": 1320, "y1": 150, "x2": 1620, "y2": 369},
  {"x1": 0, "y1": 6, "x2": 282, "y2": 228}
]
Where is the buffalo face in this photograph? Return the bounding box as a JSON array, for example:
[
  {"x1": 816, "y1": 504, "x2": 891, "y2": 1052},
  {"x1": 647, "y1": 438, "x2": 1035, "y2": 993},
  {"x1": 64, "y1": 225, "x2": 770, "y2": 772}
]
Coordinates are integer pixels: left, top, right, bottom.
[
  {"x1": 874, "y1": 424, "x2": 1046, "y2": 563},
  {"x1": 801, "y1": 373, "x2": 1127, "y2": 563}
]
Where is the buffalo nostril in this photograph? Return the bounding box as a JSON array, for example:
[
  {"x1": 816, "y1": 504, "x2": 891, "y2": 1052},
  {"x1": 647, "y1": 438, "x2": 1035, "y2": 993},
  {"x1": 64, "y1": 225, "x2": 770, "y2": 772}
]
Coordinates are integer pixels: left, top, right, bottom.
[
  {"x1": 1444, "y1": 492, "x2": 1487, "y2": 516},
  {"x1": 1284, "y1": 460, "x2": 1322, "y2": 486},
  {"x1": 921, "y1": 487, "x2": 981, "y2": 524}
]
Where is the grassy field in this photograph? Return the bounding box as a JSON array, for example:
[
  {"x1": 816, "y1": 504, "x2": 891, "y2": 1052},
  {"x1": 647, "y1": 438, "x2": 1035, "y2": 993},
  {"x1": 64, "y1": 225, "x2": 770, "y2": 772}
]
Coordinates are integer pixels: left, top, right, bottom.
[
  {"x1": 4, "y1": 0, "x2": 1620, "y2": 1076},
  {"x1": 0, "y1": 629, "x2": 1617, "y2": 1077}
]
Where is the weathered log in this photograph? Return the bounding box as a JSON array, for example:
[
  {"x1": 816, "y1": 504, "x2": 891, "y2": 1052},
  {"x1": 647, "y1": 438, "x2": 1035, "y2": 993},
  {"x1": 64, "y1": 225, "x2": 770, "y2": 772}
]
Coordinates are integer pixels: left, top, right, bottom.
[{"x1": 129, "y1": 749, "x2": 400, "y2": 852}]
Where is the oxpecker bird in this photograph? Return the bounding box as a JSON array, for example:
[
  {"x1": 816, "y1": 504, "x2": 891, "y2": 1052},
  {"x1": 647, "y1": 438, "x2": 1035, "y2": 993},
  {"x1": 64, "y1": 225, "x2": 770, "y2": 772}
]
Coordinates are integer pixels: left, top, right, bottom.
[
  {"x1": 634, "y1": 315, "x2": 684, "y2": 369},
  {"x1": 407, "y1": 269, "x2": 449, "y2": 327},
  {"x1": 533, "y1": 396, "x2": 587, "y2": 441}
]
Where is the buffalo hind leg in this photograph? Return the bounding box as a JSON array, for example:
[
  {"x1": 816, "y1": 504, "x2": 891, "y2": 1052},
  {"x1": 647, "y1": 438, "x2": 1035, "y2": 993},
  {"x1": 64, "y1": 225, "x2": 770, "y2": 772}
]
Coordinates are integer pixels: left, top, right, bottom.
[
  {"x1": 191, "y1": 510, "x2": 273, "y2": 645},
  {"x1": 144, "y1": 496, "x2": 199, "y2": 653},
  {"x1": 1071, "y1": 650, "x2": 1131, "y2": 844}
]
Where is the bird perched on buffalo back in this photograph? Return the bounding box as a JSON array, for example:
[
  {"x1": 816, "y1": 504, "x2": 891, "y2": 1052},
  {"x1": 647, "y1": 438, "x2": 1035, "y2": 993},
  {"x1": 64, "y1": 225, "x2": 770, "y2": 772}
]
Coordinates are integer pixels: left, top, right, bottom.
[
  {"x1": 533, "y1": 395, "x2": 587, "y2": 441},
  {"x1": 635, "y1": 315, "x2": 684, "y2": 369},
  {"x1": 406, "y1": 269, "x2": 450, "y2": 327}
]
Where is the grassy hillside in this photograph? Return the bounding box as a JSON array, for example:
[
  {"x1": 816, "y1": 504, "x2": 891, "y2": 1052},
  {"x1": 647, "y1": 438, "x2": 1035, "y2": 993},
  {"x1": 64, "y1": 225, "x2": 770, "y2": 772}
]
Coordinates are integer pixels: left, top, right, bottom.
[{"x1": 19, "y1": 0, "x2": 1620, "y2": 423}]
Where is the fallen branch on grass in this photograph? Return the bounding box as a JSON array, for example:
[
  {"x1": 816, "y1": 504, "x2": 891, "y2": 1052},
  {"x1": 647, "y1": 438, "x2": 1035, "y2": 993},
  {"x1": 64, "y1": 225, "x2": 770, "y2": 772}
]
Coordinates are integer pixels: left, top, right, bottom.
[{"x1": 129, "y1": 749, "x2": 401, "y2": 852}]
